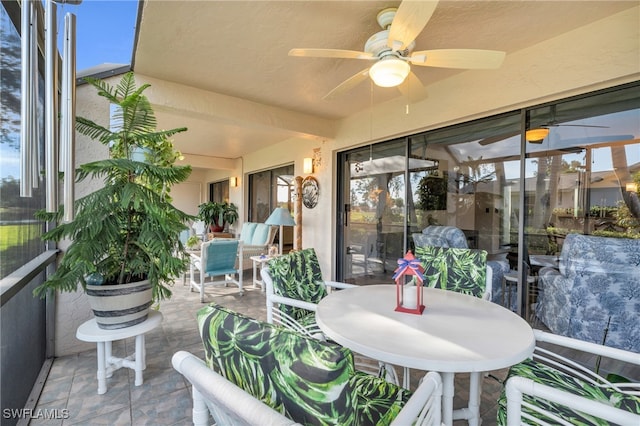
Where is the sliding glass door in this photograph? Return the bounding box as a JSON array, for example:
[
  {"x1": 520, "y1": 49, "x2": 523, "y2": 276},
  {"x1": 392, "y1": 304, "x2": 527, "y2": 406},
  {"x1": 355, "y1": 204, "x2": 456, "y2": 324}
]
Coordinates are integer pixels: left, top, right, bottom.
[
  {"x1": 339, "y1": 140, "x2": 407, "y2": 284},
  {"x1": 336, "y1": 83, "x2": 639, "y2": 304}
]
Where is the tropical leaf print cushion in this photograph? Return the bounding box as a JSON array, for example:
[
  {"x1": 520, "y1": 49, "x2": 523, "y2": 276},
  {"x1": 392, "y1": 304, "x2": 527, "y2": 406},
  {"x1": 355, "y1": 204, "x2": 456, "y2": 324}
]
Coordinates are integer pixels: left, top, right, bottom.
[
  {"x1": 496, "y1": 358, "x2": 640, "y2": 425},
  {"x1": 197, "y1": 304, "x2": 410, "y2": 426},
  {"x1": 347, "y1": 372, "x2": 411, "y2": 425},
  {"x1": 415, "y1": 246, "x2": 487, "y2": 298},
  {"x1": 267, "y1": 248, "x2": 328, "y2": 322}
]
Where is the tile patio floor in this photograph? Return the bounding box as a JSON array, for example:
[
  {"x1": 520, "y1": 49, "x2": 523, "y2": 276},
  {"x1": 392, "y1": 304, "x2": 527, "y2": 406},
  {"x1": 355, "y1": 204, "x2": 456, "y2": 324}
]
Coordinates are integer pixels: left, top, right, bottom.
[{"x1": 31, "y1": 275, "x2": 510, "y2": 426}]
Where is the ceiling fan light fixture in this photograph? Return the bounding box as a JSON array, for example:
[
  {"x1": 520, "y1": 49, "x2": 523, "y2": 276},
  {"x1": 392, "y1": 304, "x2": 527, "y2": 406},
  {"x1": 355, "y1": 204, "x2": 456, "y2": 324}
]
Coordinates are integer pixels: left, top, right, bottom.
[
  {"x1": 369, "y1": 57, "x2": 410, "y2": 87},
  {"x1": 526, "y1": 127, "x2": 549, "y2": 143}
]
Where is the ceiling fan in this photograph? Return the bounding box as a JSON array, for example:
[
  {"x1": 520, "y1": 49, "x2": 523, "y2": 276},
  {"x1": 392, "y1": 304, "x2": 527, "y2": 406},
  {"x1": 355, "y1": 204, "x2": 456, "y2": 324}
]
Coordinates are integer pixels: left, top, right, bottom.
[{"x1": 289, "y1": 0, "x2": 506, "y2": 100}]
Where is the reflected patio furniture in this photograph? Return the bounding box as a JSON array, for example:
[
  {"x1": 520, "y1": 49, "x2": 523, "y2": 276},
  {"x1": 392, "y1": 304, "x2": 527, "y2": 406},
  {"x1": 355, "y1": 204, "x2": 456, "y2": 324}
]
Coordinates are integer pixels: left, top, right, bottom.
[
  {"x1": 536, "y1": 233, "x2": 640, "y2": 352},
  {"x1": 502, "y1": 262, "x2": 537, "y2": 318},
  {"x1": 350, "y1": 233, "x2": 387, "y2": 275},
  {"x1": 261, "y1": 248, "x2": 399, "y2": 384},
  {"x1": 190, "y1": 239, "x2": 243, "y2": 302},
  {"x1": 499, "y1": 329, "x2": 640, "y2": 425}
]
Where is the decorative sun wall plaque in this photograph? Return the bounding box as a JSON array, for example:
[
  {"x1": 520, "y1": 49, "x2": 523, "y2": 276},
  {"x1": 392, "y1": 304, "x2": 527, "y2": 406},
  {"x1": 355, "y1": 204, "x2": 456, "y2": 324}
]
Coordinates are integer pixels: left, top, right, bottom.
[{"x1": 301, "y1": 176, "x2": 319, "y2": 209}]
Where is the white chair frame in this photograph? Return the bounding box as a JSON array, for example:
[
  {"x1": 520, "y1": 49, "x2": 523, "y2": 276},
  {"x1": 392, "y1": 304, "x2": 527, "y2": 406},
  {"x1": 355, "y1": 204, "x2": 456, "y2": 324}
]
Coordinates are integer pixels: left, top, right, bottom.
[
  {"x1": 190, "y1": 240, "x2": 244, "y2": 302},
  {"x1": 505, "y1": 329, "x2": 640, "y2": 425},
  {"x1": 261, "y1": 267, "x2": 400, "y2": 385},
  {"x1": 173, "y1": 350, "x2": 443, "y2": 426}
]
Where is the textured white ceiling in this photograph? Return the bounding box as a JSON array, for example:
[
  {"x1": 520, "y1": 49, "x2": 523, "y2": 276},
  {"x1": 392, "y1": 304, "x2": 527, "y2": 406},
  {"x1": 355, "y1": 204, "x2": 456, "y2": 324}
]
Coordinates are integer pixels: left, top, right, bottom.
[{"x1": 133, "y1": 0, "x2": 637, "y2": 160}]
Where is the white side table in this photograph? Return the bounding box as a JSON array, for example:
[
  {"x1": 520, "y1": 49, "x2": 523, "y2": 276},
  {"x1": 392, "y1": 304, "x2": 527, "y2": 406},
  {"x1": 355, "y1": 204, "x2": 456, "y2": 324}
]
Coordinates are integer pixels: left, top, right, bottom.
[
  {"x1": 502, "y1": 270, "x2": 536, "y2": 317},
  {"x1": 250, "y1": 255, "x2": 277, "y2": 291},
  {"x1": 76, "y1": 310, "x2": 163, "y2": 394}
]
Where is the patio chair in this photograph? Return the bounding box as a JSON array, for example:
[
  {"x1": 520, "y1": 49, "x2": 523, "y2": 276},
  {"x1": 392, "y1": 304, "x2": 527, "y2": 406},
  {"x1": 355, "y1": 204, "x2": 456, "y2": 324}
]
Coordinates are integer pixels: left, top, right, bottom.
[
  {"x1": 190, "y1": 239, "x2": 243, "y2": 302},
  {"x1": 179, "y1": 303, "x2": 443, "y2": 426},
  {"x1": 411, "y1": 245, "x2": 493, "y2": 397},
  {"x1": 498, "y1": 329, "x2": 640, "y2": 425},
  {"x1": 414, "y1": 225, "x2": 510, "y2": 307},
  {"x1": 414, "y1": 245, "x2": 492, "y2": 300},
  {"x1": 192, "y1": 220, "x2": 207, "y2": 239},
  {"x1": 261, "y1": 248, "x2": 399, "y2": 385}
]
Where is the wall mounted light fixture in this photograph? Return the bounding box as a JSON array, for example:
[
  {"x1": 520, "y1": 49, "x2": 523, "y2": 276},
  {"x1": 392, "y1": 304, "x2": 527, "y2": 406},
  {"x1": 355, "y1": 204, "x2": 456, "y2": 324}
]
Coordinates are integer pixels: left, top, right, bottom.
[
  {"x1": 303, "y1": 157, "x2": 314, "y2": 174},
  {"x1": 229, "y1": 176, "x2": 238, "y2": 187},
  {"x1": 626, "y1": 182, "x2": 638, "y2": 193}
]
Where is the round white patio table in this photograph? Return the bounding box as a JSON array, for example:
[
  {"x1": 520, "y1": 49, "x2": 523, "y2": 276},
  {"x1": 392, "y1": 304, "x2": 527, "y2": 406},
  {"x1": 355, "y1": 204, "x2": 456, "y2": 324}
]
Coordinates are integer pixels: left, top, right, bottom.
[
  {"x1": 76, "y1": 310, "x2": 163, "y2": 395},
  {"x1": 316, "y1": 285, "x2": 535, "y2": 426}
]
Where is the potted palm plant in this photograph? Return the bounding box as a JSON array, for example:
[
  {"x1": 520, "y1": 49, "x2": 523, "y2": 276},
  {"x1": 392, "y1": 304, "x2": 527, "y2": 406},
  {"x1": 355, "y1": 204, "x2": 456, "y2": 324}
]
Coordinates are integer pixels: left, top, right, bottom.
[
  {"x1": 34, "y1": 72, "x2": 192, "y2": 329},
  {"x1": 198, "y1": 201, "x2": 238, "y2": 232}
]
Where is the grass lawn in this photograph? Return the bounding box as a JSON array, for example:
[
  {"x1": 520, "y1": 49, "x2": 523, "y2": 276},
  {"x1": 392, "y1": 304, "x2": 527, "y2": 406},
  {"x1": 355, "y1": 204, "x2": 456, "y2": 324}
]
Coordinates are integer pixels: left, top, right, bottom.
[{"x1": 0, "y1": 223, "x2": 42, "y2": 251}]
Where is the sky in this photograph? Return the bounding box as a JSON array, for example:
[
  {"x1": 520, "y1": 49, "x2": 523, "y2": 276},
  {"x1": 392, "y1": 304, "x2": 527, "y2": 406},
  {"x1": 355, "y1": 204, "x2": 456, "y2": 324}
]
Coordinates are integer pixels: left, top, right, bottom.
[
  {"x1": 0, "y1": 0, "x2": 138, "y2": 180},
  {"x1": 57, "y1": 0, "x2": 138, "y2": 72}
]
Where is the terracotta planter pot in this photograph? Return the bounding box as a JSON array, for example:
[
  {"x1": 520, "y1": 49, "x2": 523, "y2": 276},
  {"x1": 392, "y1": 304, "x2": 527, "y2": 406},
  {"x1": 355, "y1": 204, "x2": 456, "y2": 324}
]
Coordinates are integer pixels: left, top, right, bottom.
[{"x1": 86, "y1": 280, "x2": 153, "y2": 330}]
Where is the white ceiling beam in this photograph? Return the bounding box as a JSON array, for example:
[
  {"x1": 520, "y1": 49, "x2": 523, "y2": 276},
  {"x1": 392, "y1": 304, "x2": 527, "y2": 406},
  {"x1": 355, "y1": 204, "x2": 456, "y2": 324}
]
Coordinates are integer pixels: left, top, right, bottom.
[
  {"x1": 177, "y1": 154, "x2": 236, "y2": 170},
  {"x1": 134, "y1": 74, "x2": 336, "y2": 141}
]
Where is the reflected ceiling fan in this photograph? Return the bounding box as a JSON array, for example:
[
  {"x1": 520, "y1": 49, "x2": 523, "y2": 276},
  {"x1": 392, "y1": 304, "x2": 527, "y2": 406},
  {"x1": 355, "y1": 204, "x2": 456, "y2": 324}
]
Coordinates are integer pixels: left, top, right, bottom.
[
  {"x1": 527, "y1": 105, "x2": 609, "y2": 143},
  {"x1": 289, "y1": 0, "x2": 506, "y2": 100}
]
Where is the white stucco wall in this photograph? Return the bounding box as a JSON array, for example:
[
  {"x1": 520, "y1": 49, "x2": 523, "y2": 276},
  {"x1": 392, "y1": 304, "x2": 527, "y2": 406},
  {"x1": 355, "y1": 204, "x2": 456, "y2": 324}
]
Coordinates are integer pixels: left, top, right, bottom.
[{"x1": 54, "y1": 78, "x2": 112, "y2": 356}]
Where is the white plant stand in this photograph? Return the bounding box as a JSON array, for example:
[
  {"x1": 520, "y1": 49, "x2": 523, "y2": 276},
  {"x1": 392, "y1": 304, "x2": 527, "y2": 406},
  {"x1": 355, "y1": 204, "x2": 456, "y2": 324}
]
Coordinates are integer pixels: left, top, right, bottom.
[
  {"x1": 76, "y1": 310, "x2": 163, "y2": 394},
  {"x1": 250, "y1": 255, "x2": 278, "y2": 291}
]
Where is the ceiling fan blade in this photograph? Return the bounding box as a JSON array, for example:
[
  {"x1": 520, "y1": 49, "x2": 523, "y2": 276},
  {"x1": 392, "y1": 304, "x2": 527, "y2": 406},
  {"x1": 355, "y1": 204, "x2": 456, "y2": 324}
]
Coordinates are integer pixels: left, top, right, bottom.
[
  {"x1": 397, "y1": 71, "x2": 428, "y2": 103},
  {"x1": 550, "y1": 123, "x2": 610, "y2": 129},
  {"x1": 411, "y1": 49, "x2": 506, "y2": 69},
  {"x1": 289, "y1": 48, "x2": 374, "y2": 60},
  {"x1": 323, "y1": 68, "x2": 371, "y2": 100},
  {"x1": 387, "y1": 0, "x2": 439, "y2": 51}
]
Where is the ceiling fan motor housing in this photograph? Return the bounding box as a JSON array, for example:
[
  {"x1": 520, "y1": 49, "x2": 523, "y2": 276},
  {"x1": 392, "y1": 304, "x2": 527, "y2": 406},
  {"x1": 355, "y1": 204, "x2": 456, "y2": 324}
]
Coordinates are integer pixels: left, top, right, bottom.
[{"x1": 365, "y1": 30, "x2": 414, "y2": 58}]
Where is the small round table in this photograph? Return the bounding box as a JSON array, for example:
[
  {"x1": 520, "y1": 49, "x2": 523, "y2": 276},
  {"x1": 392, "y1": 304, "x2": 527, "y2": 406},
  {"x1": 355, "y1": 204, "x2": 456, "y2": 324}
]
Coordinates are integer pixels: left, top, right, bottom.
[
  {"x1": 316, "y1": 285, "x2": 534, "y2": 426},
  {"x1": 76, "y1": 310, "x2": 163, "y2": 394},
  {"x1": 250, "y1": 255, "x2": 278, "y2": 291}
]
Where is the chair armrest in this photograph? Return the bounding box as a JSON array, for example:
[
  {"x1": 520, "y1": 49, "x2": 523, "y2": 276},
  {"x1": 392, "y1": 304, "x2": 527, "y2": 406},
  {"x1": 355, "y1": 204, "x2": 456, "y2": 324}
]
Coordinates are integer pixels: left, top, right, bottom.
[
  {"x1": 172, "y1": 351, "x2": 299, "y2": 426},
  {"x1": 324, "y1": 281, "x2": 356, "y2": 292},
  {"x1": 505, "y1": 375, "x2": 639, "y2": 426},
  {"x1": 533, "y1": 329, "x2": 640, "y2": 365},
  {"x1": 390, "y1": 371, "x2": 442, "y2": 426},
  {"x1": 269, "y1": 294, "x2": 319, "y2": 312}
]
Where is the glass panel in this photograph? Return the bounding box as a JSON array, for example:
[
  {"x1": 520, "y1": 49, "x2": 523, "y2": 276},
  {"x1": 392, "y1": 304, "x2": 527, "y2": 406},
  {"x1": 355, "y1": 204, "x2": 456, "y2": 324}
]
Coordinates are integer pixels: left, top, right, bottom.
[
  {"x1": 342, "y1": 140, "x2": 406, "y2": 284},
  {"x1": 249, "y1": 170, "x2": 272, "y2": 222},
  {"x1": 525, "y1": 89, "x2": 640, "y2": 270},
  {"x1": 409, "y1": 113, "x2": 522, "y2": 268},
  {"x1": 248, "y1": 164, "x2": 294, "y2": 222},
  {"x1": 209, "y1": 180, "x2": 229, "y2": 203},
  {"x1": 0, "y1": 5, "x2": 46, "y2": 279}
]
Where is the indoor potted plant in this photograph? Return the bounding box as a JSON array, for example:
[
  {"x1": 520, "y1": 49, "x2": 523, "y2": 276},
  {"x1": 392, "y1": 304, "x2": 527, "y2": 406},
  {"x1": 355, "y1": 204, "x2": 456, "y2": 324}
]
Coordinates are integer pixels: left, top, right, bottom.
[
  {"x1": 34, "y1": 72, "x2": 192, "y2": 329},
  {"x1": 198, "y1": 201, "x2": 238, "y2": 232}
]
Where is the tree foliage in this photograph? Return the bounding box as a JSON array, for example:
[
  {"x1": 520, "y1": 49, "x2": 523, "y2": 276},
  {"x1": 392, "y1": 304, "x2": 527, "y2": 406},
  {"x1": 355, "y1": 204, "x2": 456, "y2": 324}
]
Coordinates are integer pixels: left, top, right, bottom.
[{"x1": 34, "y1": 72, "x2": 192, "y2": 302}]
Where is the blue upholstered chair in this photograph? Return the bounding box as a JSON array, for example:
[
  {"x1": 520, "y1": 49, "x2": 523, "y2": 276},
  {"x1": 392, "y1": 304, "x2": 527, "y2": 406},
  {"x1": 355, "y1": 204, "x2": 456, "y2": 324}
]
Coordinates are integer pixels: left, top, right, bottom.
[
  {"x1": 536, "y1": 234, "x2": 640, "y2": 352},
  {"x1": 190, "y1": 239, "x2": 243, "y2": 302}
]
